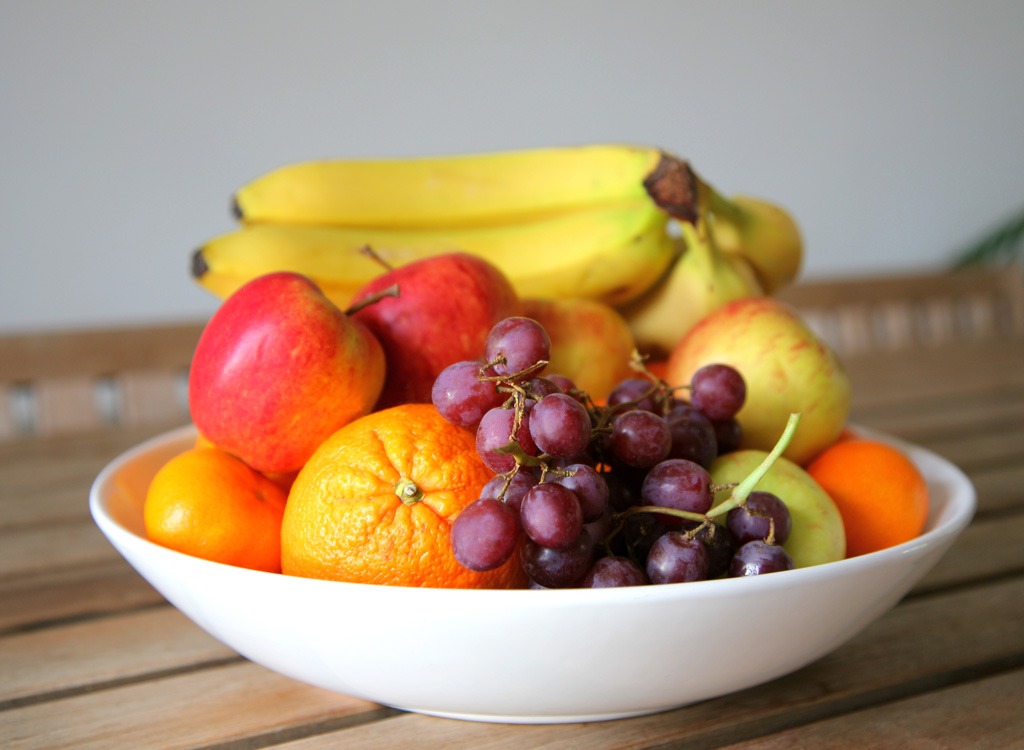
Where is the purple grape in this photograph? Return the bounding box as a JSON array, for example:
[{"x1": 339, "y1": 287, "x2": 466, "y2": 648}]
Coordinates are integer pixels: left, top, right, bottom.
[
  {"x1": 665, "y1": 403, "x2": 717, "y2": 469},
  {"x1": 726, "y1": 491, "x2": 792, "y2": 546},
  {"x1": 729, "y1": 540, "x2": 794, "y2": 577},
  {"x1": 712, "y1": 417, "x2": 743, "y2": 455},
  {"x1": 691, "y1": 523, "x2": 735, "y2": 578},
  {"x1": 521, "y1": 530, "x2": 595, "y2": 588},
  {"x1": 451, "y1": 498, "x2": 521, "y2": 572},
  {"x1": 583, "y1": 508, "x2": 613, "y2": 546},
  {"x1": 523, "y1": 376, "x2": 564, "y2": 400},
  {"x1": 621, "y1": 512, "x2": 668, "y2": 561},
  {"x1": 690, "y1": 364, "x2": 746, "y2": 421},
  {"x1": 640, "y1": 459, "x2": 714, "y2": 525},
  {"x1": 605, "y1": 470, "x2": 641, "y2": 512},
  {"x1": 607, "y1": 378, "x2": 660, "y2": 413},
  {"x1": 485, "y1": 317, "x2": 551, "y2": 378},
  {"x1": 475, "y1": 406, "x2": 538, "y2": 473},
  {"x1": 480, "y1": 470, "x2": 538, "y2": 513},
  {"x1": 607, "y1": 410, "x2": 672, "y2": 469},
  {"x1": 646, "y1": 531, "x2": 710, "y2": 584},
  {"x1": 528, "y1": 393, "x2": 592, "y2": 458},
  {"x1": 520, "y1": 483, "x2": 584, "y2": 549},
  {"x1": 553, "y1": 463, "x2": 609, "y2": 522},
  {"x1": 546, "y1": 374, "x2": 577, "y2": 394},
  {"x1": 431, "y1": 360, "x2": 504, "y2": 429},
  {"x1": 582, "y1": 556, "x2": 648, "y2": 587}
]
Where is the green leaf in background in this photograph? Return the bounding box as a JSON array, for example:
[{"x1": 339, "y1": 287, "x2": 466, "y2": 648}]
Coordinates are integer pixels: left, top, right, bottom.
[{"x1": 952, "y1": 206, "x2": 1024, "y2": 268}]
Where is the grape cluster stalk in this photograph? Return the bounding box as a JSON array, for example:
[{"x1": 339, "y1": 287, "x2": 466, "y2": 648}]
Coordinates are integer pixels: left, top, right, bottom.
[{"x1": 432, "y1": 316, "x2": 800, "y2": 588}]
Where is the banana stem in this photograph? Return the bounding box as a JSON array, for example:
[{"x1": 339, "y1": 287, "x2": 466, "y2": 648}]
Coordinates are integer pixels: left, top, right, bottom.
[
  {"x1": 695, "y1": 175, "x2": 747, "y2": 228},
  {"x1": 643, "y1": 152, "x2": 700, "y2": 224},
  {"x1": 678, "y1": 212, "x2": 724, "y2": 269}
]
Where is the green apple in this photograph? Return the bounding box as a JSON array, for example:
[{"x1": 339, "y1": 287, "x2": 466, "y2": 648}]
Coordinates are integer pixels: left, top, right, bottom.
[
  {"x1": 710, "y1": 449, "x2": 846, "y2": 567},
  {"x1": 666, "y1": 296, "x2": 850, "y2": 465}
]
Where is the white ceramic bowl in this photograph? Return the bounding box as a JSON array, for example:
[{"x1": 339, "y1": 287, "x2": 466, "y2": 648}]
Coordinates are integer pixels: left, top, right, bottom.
[{"x1": 90, "y1": 425, "x2": 975, "y2": 724}]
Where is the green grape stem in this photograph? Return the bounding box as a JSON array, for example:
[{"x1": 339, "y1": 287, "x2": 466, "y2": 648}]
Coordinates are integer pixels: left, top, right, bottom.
[
  {"x1": 603, "y1": 413, "x2": 800, "y2": 552},
  {"x1": 706, "y1": 412, "x2": 801, "y2": 520}
]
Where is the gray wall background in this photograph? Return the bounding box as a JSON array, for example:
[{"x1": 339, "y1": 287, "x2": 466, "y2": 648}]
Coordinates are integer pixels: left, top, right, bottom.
[{"x1": 3, "y1": 1, "x2": 1023, "y2": 332}]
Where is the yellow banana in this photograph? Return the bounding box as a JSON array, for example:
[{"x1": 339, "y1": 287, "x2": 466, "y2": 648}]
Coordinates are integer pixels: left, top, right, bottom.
[
  {"x1": 617, "y1": 217, "x2": 763, "y2": 359},
  {"x1": 702, "y1": 189, "x2": 803, "y2": 294},
  {"x1": 193, "y1": 199, "x2": 677, "y2": 309},
  {"x1": 233, "y1": 144, "x2": 697, "y2": 229}
]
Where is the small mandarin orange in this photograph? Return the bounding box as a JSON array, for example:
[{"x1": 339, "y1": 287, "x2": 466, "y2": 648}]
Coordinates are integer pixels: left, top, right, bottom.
[
  {"x1": 806, "y1": 438, "x2": 929, "y2": 557},
  {"x1": 144, "y1": 446, "x2": 287, "y2": 572},
  {"x1": 281, "y1": 403, "x2": 527, "y2": 589}
]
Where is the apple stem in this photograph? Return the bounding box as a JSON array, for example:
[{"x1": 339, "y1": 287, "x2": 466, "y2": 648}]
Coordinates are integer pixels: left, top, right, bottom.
[
  {"x1": 344, "y1": 283, "x2": 400, "y2": 316},
  {"x1": 707, "y1": 412, "x2": 802, "y2": 520},
  {"x1": 359, "y1": 245, "x2": 394, "y2": 272}
]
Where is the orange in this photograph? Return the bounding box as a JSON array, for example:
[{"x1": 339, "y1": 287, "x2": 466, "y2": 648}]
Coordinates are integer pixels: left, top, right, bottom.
[
  {"x1": 144, "y1": 446, "x2": 288, "y2": 572},
  {"x1": 806, "y1": 438, "x2": 929, "y2": 557},
  {"x1": 281, "y1": 403, "x2": 527, "y2": 588}
]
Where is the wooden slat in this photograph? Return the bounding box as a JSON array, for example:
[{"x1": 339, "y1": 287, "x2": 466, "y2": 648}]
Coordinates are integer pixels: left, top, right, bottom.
[
  {"x1": 0, "y1": 607, "x2": 235, "y2": 706},
  {"x1": 967, "y1": 463, "x2": 1024, "y2": 515},
  {"x1": 31, "y1": 377, "x2": 107, "y2": 436},
  {"x1": 850, "y1": 383, "x2": 1024, "y2": 440},
  {"x1": 843, "y1": 339, "x2": 1024, "y2": 411},
  {"x1": 115, "y1": 370, "x2": 189, "y2": 427},
  {"x1": 714, "y1": 668, "x2": 1024, "y2": 748},
  {"x1": 0, "y1": 322, "x2": 204, "y2": 382},
  {"x1": 914, "y1": 511, "x2": 1024, "y2": 593},
  {"x1": 0, "y1": 322, "x2": 201, "y2": 440},
  {"x1": 0, "y1": 388, "x2": 16, "y2": 440},
  {"x1": 0, "y1": 520, "x2": 121, "y2": 580},
  {"x1": 0, "y1": 423, "x2": 187, "y2": 531},
  {"x1": 0, "y1": 661, "x2": 385, "y2": 750},
  {"x1": 778, "y1": 265, "x2": 1024, "y2": 356},
  {"x1": 0, "y1": 562, "x2": 164, "y2": 634}
]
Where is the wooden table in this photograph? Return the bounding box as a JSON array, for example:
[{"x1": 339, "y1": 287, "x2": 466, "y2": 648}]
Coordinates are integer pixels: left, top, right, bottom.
[{"x1": 2, "y1": 337, "x2": 1023, "y2": 749}]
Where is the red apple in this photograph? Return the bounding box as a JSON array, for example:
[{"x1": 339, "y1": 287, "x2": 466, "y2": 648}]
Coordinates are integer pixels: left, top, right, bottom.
[
  {"x1": 350, "y1": 252, "x2": 520, "y2": 408},
  {"x1": 189, "y1": 272, "x2": 385, "y2": 474}
]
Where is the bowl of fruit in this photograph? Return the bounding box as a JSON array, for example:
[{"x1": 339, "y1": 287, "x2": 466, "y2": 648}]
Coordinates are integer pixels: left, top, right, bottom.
[
  {"x1": 90, "y1": 418, "x2": 973, "y2": 724},
  {"x1": 93, "y1": 146, "x2": 975, "y2": 722},
  {"x1": 90, "y1": 292, "x2": 975, "y2": 724}
]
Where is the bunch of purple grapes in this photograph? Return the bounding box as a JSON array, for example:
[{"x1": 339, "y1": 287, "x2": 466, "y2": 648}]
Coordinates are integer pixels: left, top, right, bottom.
[{"x1": 431, "y1": 315, "x2": 795, "y2": 588}]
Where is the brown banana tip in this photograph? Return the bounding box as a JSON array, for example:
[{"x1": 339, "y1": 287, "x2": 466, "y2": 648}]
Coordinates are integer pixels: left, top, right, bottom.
[
  {"x1": 643, "y1": 152, "x2": 699, "y2": 224},
  {"x1": 230, "y1": 196, "x2": 243, "y2": 220},
  {"x1": 190, "y1": 248, "x2": 209, "y2": 279}
]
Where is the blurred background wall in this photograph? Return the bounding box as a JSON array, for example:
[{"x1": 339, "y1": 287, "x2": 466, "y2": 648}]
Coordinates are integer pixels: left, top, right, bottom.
[{"x1": 3, "y1": 0, "x2": 1023, "y2": 333}]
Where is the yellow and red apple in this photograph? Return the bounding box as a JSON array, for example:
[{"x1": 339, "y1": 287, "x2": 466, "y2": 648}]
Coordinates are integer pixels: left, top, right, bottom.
[{"x1": 188, "y1": 271, "x2": 385, "y2": 474}]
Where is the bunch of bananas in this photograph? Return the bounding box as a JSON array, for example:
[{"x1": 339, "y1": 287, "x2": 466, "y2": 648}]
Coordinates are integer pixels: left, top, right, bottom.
[{"x1": 193, "y1": 144, "x2": 802, "y2": 356}]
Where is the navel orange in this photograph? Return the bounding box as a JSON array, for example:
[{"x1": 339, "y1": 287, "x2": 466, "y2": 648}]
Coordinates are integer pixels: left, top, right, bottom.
[{"x1": 281, "y1": 403, "x2": 527, "y2": 588}]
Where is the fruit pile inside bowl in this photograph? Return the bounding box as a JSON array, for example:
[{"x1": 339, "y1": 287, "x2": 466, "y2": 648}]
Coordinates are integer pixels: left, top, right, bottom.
[{"x1": 91, "y1": 144, "x2": 975, "y2": 723}]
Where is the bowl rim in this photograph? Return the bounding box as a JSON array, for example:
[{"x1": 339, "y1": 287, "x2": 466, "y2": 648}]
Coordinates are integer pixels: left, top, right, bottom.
[{"x1": 89, "y1": 422, "x2": 977, "y2": 603}]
